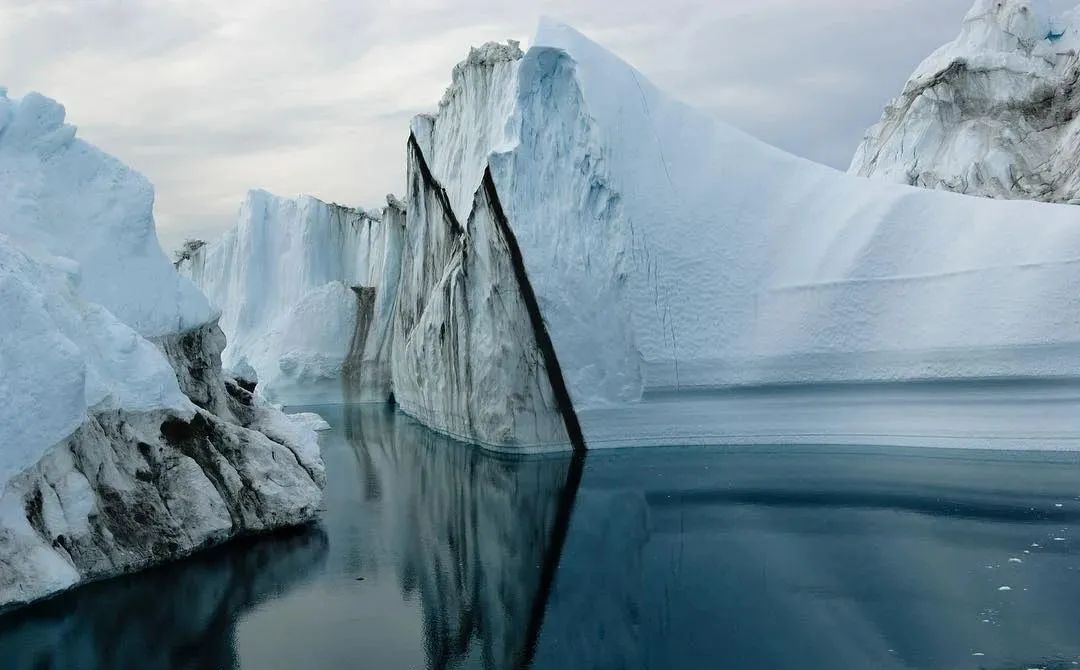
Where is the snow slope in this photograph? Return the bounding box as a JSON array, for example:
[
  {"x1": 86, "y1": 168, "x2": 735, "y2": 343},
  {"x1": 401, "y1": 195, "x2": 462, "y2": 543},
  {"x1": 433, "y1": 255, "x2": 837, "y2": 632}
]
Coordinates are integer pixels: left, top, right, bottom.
[
  {"x1": 412, "y1": 21, "x2": 1080, "y2": 446},
  {"x1": 850, "y1": 0, "x2": 1080, "y2": 203},
  {"x1": 180, "y1": 191, "x2": 404, "y2": 404},
  {"x1": 0, "y1": 89, "x2": 324, "y2": 609}
]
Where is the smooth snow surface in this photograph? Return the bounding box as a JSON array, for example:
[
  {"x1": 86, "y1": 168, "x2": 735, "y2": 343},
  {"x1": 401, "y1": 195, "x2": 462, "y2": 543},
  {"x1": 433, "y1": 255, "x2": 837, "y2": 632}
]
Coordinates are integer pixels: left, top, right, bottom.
[
  {"x1": 180, "y1": 190, "x2": 403, "y2": 404},
  {"x1": 526, "y1": 21, "x2": 1080, "y2": 396},
  {"x1": 851, "y1": 0, "x2": 1080, "y2": 203}
]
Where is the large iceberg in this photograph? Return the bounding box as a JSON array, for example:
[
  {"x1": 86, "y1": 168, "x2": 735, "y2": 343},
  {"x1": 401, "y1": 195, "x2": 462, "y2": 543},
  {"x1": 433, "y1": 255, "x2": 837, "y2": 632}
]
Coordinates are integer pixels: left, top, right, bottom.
[
  {"x1": 850, "y1": 0, "x2": 1080, "y2": 203},
  {"x1": 396, "y1": 21, "x2": 1080, "y2": 447},
  {"x1": 0, "y1": 89, "x2": 325, "y2": 609},
  {"x1": 179, "y1": 191, "x2": 405, "y2": 405}
]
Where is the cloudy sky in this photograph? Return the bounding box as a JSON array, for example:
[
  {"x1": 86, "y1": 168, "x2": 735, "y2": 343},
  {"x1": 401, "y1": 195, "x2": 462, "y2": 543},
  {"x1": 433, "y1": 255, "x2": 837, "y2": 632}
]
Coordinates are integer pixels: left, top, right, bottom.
[{"x1": 1, "y1": 0, "x2": 1050, "y2": 251}]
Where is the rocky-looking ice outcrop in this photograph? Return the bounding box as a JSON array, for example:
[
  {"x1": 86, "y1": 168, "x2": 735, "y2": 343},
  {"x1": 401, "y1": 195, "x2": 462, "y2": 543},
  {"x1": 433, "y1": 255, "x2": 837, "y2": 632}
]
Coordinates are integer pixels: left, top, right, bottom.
[
  {"x1": 390, "y1": 133, "x2": 581, "y2": 449},
  {"x1": 179, "y1": 191, "x2": 405, "y2": 405},
  {"x1": 0, "y1": 89, "x2": 325, "y2": 609},
  {"x1": 850, "y1": 0, "x2": 1080, "y2": 203}
]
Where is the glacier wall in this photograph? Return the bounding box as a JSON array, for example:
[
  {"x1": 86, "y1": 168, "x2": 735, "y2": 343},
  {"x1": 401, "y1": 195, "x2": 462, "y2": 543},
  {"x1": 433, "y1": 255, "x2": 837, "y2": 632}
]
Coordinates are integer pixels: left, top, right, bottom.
[
  {"x1": 179, "y1": 191, "x2": 404, "y2": 404},
  {"x1": 0, "y1": 89, "x2": 324, "y2": 610},
  {"x1": 850, "y1": 0, "x2": 1080, "y2": 203}
]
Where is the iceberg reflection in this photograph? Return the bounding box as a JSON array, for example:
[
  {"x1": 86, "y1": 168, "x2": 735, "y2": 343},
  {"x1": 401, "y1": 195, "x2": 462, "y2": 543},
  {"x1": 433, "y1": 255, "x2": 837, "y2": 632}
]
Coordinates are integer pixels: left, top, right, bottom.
[
  {"x1": 343, "y1": 405, "x2": 583, "y2": 670},
  {"x1": 0, "y1": 525, "x2": 327, "y2": 670}
]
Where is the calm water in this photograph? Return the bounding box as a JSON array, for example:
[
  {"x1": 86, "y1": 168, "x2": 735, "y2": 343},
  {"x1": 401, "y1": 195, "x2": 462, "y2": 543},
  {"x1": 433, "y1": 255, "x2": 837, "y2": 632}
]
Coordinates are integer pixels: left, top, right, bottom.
[{"x1": 2, "y1": 404, "x2": 1080, "y2": 669}]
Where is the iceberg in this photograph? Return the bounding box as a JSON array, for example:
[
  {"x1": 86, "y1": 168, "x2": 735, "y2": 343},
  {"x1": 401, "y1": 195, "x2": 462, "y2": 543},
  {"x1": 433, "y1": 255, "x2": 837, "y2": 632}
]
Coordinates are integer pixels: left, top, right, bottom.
[
  {"x1": 850, "y1": 0, "x2": 1080, "y2": 203},
  {"x1": 0, "y1": 89, "x2": 325, "y2": 609},
  {"x1": 179, "y1": 191, "x2": 405, "y2": 405},
  {"x1": 394, "y1": 21, "x2": 1080, "y2": 447}
]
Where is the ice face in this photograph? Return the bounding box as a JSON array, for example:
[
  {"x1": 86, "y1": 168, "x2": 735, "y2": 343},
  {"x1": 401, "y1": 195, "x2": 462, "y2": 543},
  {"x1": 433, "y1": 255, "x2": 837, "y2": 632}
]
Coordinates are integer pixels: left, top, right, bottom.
[
  {"x1": 179, "y1": 190, "x2": 402, "y2": 405},
  {"x1": 961, "y1": 0, "x2": 1054, "y2": 51}
]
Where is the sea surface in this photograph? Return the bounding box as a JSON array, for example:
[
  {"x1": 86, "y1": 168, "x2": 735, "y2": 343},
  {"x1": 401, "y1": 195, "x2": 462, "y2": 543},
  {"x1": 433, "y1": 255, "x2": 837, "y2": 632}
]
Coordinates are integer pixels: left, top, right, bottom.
[{"x1": 2, "y1": 403, "x2": 1079, "y2": 669}]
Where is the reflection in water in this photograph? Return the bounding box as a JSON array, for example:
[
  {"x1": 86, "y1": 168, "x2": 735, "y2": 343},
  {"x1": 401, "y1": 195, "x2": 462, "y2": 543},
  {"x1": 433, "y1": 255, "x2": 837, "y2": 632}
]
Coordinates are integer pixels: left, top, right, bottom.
[
  {"x1": 344, "y1": 406, "x2": 583, "y2": 670},
  {"x1": 0, "y1": 525, "x2": 327, "y2": 669},
  {"x1": 0, "y1": 405, "x2": 1078, "y2": 670}
]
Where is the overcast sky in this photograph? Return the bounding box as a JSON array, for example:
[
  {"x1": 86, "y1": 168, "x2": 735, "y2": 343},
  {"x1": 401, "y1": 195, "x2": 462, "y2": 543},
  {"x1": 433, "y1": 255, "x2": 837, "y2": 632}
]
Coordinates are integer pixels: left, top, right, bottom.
[{"x1": 0, "y1": 0, "x2": 1039, "y2": 251}]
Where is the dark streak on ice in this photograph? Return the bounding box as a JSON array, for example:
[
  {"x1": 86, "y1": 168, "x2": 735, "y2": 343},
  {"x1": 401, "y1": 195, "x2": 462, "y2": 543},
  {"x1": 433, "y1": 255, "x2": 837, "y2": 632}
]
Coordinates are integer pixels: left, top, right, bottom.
[
  {"x1": 480, "y1": 166, "x2": 587, "y2": 453},
  {"x1": 407, "y1": 133, "x2": 464, "y2": 237}
]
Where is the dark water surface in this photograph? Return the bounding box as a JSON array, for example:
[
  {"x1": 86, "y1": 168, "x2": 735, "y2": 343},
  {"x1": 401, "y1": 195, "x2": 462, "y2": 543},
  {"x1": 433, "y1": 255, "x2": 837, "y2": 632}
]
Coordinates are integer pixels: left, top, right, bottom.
[{"x1": 2, "y1": 404, "x2": 1079, "y2": 669}]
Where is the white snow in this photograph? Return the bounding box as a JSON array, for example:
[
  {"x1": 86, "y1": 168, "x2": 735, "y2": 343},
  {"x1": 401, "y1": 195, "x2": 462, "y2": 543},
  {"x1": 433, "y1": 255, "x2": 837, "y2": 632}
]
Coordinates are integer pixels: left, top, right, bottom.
[{"x1": 180, "y1": 190, "x2": 402, "y2": 404}]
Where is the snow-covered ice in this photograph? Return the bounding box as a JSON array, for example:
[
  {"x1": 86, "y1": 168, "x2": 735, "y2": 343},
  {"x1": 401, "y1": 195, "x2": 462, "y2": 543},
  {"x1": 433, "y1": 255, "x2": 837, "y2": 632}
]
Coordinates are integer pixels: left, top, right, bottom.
[{"x1": 0, "y1": 235, "x2": 194, "y2": 489}]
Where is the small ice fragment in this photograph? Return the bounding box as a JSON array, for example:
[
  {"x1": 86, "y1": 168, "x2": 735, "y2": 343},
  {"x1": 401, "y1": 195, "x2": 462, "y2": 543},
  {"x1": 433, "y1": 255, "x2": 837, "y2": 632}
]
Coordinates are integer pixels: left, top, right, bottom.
[
  {"x1": 1009, "y1": 558, "x2": 1023, "y2": 563},
  {"x1": 1054, "y1": 537, "x2": 1066, "y2": 541},
  {"x1": 998, "y1": 586, "x2": 1012, "y2": 591},
  {"x1": 1032, "y1": 543, "x2": 1041, "y2": 547},
  {"x1": 972, "y1": 652, "x2": 985, "y2": 657},
  {"x1": 1055, "y1": 503, "x2": 1064, "y2": 508}
]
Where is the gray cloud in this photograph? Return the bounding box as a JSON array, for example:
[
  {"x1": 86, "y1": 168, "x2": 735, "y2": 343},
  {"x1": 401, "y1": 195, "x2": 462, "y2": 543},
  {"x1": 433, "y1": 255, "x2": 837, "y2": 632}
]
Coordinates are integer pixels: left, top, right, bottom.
[{"x1": 1, "y1": 0, "x2": 1061, "y2": 251}]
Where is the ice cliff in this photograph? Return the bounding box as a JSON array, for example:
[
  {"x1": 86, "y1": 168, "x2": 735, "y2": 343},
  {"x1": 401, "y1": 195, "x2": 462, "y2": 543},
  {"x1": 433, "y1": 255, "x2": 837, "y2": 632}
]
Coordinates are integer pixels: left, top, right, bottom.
[
  {"x1": 179, "y1": 191, "x2": 404, "y2": 405},
  {"x1": 0, "y1": 89, "x2": 325, "y2": 609},
  {"x1": 851, "y1": 0, "x2": 1080, "y2": 203}
]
